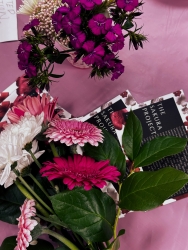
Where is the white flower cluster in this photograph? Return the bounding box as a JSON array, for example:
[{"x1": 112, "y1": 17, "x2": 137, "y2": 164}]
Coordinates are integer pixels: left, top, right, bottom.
[{"x1": 0, "y1": 112, "x2": 44, "y2": 188}]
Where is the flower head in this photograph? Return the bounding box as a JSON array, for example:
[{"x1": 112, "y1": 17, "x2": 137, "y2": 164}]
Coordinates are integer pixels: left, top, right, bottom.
[
  {"x1": 23, "y1": 18, "x2": 40, "y2": 31},
  {"x1": 82, "y1": 41, "x2": 105, "y2": 65},
  {"x1": 80, "y1": 0, "x2": 102, "y2": 10},
  {"x1": 15, "y1": 199, "x2": 38, "y2": 250},
  {"x1": 17, "y1": 41, "x2": 32, "y2": 63},
  {"x1": 17, "y1": 0, "x2": 39, "y2": 15},
  {"x1": 88, "y1": 14, "x2": 111, "y2": 36},
  {"x1": 45, "y1": 119, "x2": 103, "y2": 146},
  {"x1": 111, "y1": 63, "x2": 124, "y2": 80},
  {"x1": 40, "y1": 155, "x2": 121, "y2": 190},
  {"x1": 0, "y1": 113, "x2": 44, "y2": 186},
  {"x1": 61, "y1": 11, "x2": 81, "y2": 34},
  {"x1": 116, "y1": 0, "x2": 138, "y2": 11},
  {"x1": 7, "y1": 93, "x2": 57, "y2": 124}
]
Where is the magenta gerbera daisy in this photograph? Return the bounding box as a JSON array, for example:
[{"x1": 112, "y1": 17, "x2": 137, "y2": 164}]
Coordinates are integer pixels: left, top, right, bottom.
[
  {"x1": 15, "y1": 199, "x2": 38, "y2": 250},
  {"x1": 40, "y1": 155, "x2": 121, "y2": 190},
  {"x1": 45, "y1": 119, "x2": 103, "y2": 146}
]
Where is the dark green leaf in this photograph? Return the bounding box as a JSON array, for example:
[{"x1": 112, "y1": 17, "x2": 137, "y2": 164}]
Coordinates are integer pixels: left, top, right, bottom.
[
  {"x1": 106, "y1": 229, "x2": 125, "y2": 250},
  {"x1": 0, "y1": 236, "x2": 54, "y2": 250},
  {"x1": 119, "y1": 167, "x2": 188, "y2": 211},
  {"x1": 54, "y1": 54, "x2": 70, "y2": 64},
  {"x1": 50, "y1": 188, "x2": 116, "y2": 242},
  {"x1": 37, "y1": 214, "x2": 67, "y2": 228},
  {"x1": 123, "y1": 20, "x2": 134, "y2": 30},
  {"x1": 122, "y1": 110, "x2": 142, "y2": 161},
  {"x1": 49, "y1": 73, "x2": 65, "y2": 78},
  {"x1": 134, "y1": 136, "x2": 187, "y2": 167},
  {"x1": 0, "y1": 184, "x2": 25, "y2": 224},
  {"x1": 84, "y1": 129, "x2": 126, "y2": 179}
]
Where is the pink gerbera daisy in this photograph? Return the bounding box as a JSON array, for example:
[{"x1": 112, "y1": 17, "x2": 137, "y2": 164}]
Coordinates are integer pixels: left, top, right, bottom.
[
  {"x1": 40, "y1": 154, "x2": 121, "y2": 190},
  {"x1": 45, "y1": 119, "x2": 103, "y2": 146},
  {"x1": 7, "y1": 93, "x2": 57, "y2": 124},
  {"x1": 15, "y1": 199, "x2": 38, "y2": 250}
]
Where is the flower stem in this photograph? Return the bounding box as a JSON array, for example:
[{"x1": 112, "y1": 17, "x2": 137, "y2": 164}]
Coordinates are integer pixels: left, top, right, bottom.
[
  {"x1": 28, "y1": 149, "x2": 42, "y2": 168},
  {"x1": 15, "y1": 180, "x2": 49, "y2": 217},
  {"x1": 29, "y1": 173, "x2": 50, "y2": 200},
  {"x1": 50, "y1": 142, "x2": 59, "y2": 157},
  {"x1": 113, "y1": 183, "x2": 122, "y2": 239},
  {"x1": 42, "y1": 228, "x2": 80, "y2": 250},
  {"x1": 18, "y1": 175, "x2": 54, "y2": 214}
]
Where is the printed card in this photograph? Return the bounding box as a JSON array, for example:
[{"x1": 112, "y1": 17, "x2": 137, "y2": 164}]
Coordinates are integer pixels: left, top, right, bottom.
[{"x1": 0, "y1": 0, "x2": 18, "y2": 42}]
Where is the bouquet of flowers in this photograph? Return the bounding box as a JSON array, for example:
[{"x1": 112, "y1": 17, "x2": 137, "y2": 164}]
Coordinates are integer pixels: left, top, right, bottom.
[
  {"x1": 16, "y1": 0, "x2": 147, "y2": 90},
  {"x1": 1, "y1": 82, "x2": 188, "y2": 250}
]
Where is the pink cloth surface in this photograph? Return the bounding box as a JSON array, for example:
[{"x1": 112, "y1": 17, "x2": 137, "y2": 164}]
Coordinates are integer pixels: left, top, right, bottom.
[{"x1": 1, "y1": 0, "x2": 188, "y2": 249}]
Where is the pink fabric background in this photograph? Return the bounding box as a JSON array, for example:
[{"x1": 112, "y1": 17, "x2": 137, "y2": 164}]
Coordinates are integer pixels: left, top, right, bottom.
[{"x1": 1, "y1": 0, "x2": 188, "y2": 249}]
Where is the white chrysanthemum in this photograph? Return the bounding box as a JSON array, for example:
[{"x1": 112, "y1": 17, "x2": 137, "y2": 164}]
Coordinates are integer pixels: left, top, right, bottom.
[
  {"x1": 17, "y1": 0, "x2": 39, "y2": 15},
  {"x1": 0, "y1": 113, "x2": 44, "y2": 187},
  {"x1": 3, "y1": 140, "x2": 45, "y2": 188},
  {"x1": 1, "y1": 112, "x2": 44, "y2": 148}
]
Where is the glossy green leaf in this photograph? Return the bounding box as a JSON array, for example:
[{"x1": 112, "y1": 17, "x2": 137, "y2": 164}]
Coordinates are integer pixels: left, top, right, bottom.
[
  {"x1": 84, "y1": 129, "x2": 126, "y2": 179},
  {"x1": 134, "y1": 136, "x2": 187, "y2": 168},
  {"x1": 119, "y1": 167, "x2": 188, "y2": 211},
  {"x1": 0, "y1": 236, "x2": 54, "y2": 250},
  {"x1": 50, "y1": 188, "x2": 116, "y2": 242},
  {"x1": 0, "y1": 184, "x2": 25, "y2": 224},
  {"x1": 122, "y1": 110, "x2": 143, "y2": 161}
]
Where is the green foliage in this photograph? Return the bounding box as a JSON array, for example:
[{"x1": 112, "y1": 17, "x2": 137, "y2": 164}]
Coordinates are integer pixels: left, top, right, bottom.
[
  {"x1": 0, "y1": 236, "x2": 54, "y2": 250},
  {"x1": 84, "y1": 129, "x2": 126, "y2": 179},
  {"x1": 134, "y1": 136, "x2": 187, "y2": 168},
  {"x1": 0, "y1": 184, "x2": 25, "y2": 224},
  {"x1": 50, "y1": 187, "x2": 116, "y2": 242},
  {"x1": 122, "y1": 110, "x2": 143, "y2": 161},
  {"x1": 119, "y1": 167, "x2": 188, "y2": 211}
]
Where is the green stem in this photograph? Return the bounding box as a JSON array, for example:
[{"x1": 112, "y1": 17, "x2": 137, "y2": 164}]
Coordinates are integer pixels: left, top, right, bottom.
[
  {"x1": 15, "y1": 180, "x2": 49, "y2": 217},
  {"x1": 18, "y1": 175, "x2": 54, "y2": 214},
  {"x1": 50, "y1": 142, "x2": 59, "y2": 157},
  {"x1": 29, "y1": 173, "x2": 50, "y2": 200},
  {"x1": 113, "y1": 183, "x2": 122, "y2": 239},
  {"x1": 28, "y1": 149, "x2": 42, "y2": 168},
  {"x1": 42, "y1": 228, "x2": 80, "y2": 250}
]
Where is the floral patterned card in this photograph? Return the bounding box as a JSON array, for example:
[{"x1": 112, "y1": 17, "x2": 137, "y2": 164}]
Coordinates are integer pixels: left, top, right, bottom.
[{"x1": 80, "y1": 90, "x2": 137, "y2": 145}]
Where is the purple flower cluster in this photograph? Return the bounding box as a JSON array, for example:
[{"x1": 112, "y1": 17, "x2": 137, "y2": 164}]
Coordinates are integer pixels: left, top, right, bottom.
[
  {"x1": 51, "y1": 0, "x2": 131, "y2": 80},
  {"x1": 17, "y1": 19, "x2": 40, "y2": 78},
  {"x1": 116, "y1": 0, "x2": 138, "y2": 12}
]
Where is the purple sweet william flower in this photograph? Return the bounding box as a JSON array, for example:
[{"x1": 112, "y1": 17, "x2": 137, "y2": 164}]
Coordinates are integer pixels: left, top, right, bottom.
[
  {"x1": 23, "y1": 19, "x2": 40, "y2": 31},
  {"x1": 61, "y1": 11, "x2": 81, "y2": 34},
  {"x1": 105, "y1": 24, "x2": 123, "y2": 43},
  {"x1": 80, "y1": 0, "x2": 102, "y2": 10},
  {"x1": 62, "y1": 0, "x2": 79, "y2": 9},
  {"x1": 116, "y1": 0, "x2": 138, "y2": 11},
  {"x1": 26, "y1": 63, "x2": 37, "y2": 78},
  {"x1": 52, "y1": 11, "x2": 64, "y2": 33},
  {"x1": 70, "y1": 31, "x2": 86, "y2": 49},
  {"x1": 112, "y1": 34, "x2": 124, "y2": 52},
  {"x1": 111, "y1": 63, "x2": 124, "y2": 80},
  {"x1": 99, "y1": 53, "x2": 115, "y2": 68},
  {"x1": 17, "y1": 41, "x2": 32, "y2": 63},
  {"x1": 88, "y1": 14, "x2": 112, "y2": 36},
  {"x1": 82, "y1": 41, "x2": 105, "y2": 65}
]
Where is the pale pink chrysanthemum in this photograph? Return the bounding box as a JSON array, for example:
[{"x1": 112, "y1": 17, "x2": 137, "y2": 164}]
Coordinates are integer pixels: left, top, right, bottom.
[
  {"x1": 45, "y1": 119, "x2": 103, "y2": 146},
  {"x1": 15, "y1": 199, "x2": 38, "y2": 250},
  {"x1": 40, "y1": 154, "x2": 121, "y2": 190},
  {"x1": 7, "y1": 93, "x2": 57, "y2": 124}
]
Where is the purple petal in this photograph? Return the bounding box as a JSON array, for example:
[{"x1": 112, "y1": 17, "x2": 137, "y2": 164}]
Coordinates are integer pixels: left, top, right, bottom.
[
  {"x1": 83, "y1": 41, "x2": 95, "y2": 53},
  {"x1": 105, "y1": 31, "x2": 116, "y2": 42}
]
